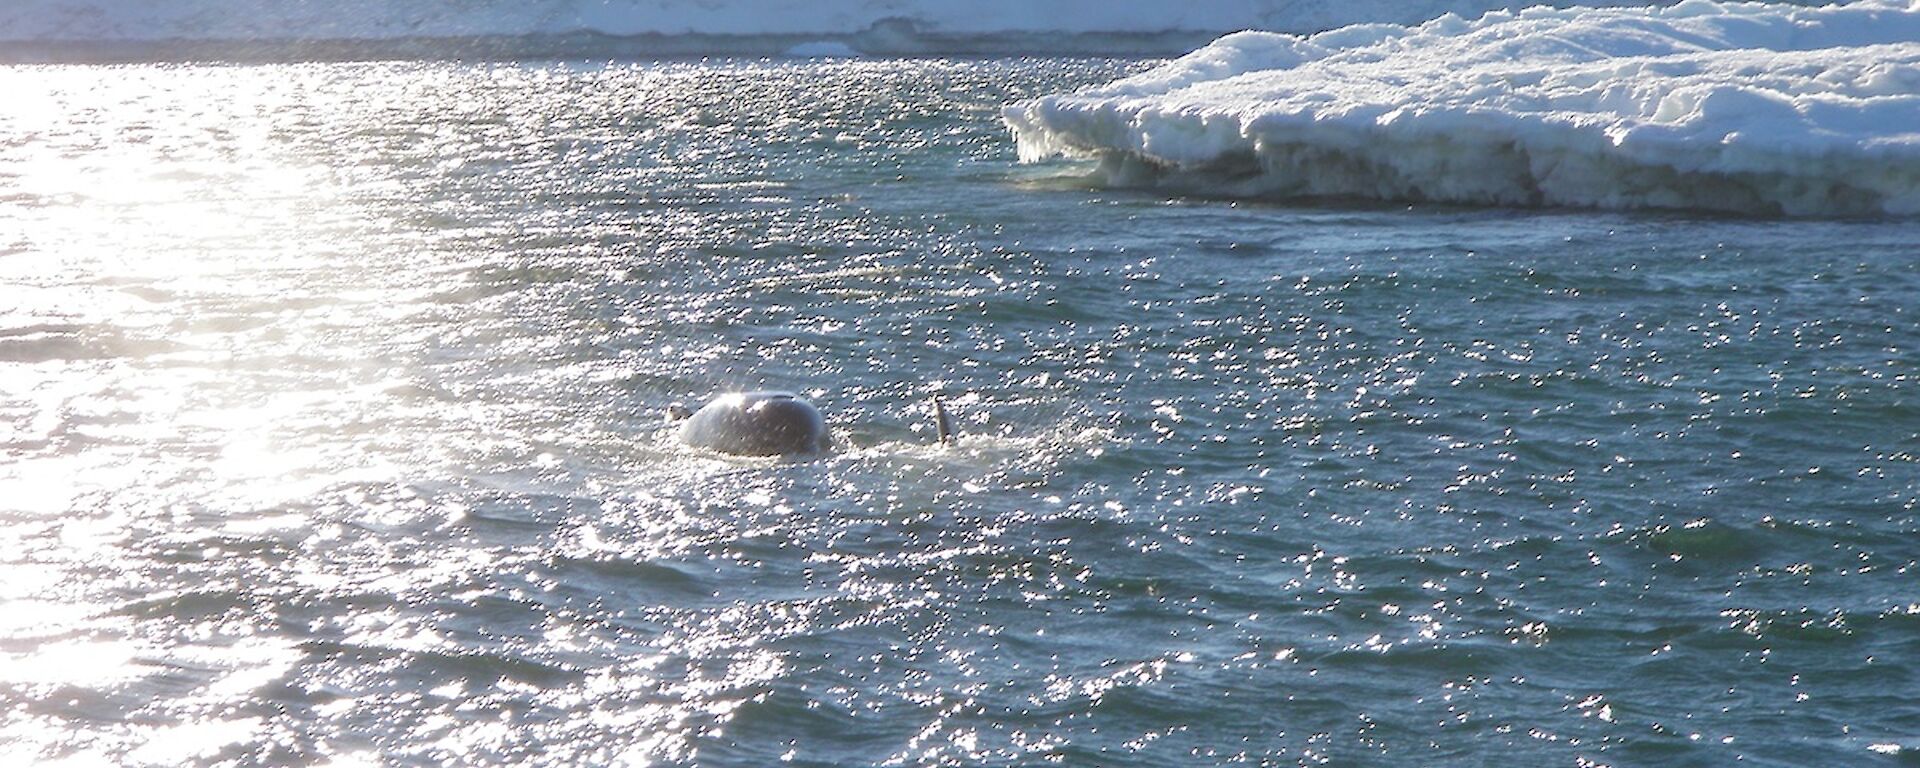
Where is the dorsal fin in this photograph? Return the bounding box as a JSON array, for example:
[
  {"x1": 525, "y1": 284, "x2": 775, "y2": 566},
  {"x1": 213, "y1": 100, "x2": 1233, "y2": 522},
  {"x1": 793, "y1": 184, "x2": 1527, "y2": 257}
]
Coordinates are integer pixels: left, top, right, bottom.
[{"x1": 931, "y1": 395, "x2": 954, "y2": 446}]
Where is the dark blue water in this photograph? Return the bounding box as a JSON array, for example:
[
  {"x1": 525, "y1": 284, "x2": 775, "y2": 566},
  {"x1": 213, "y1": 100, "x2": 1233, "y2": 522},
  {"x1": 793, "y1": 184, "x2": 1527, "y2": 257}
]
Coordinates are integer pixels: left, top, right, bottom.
[{"x1": 1, "y1": 58, "x2": 1916, "y2": 766}]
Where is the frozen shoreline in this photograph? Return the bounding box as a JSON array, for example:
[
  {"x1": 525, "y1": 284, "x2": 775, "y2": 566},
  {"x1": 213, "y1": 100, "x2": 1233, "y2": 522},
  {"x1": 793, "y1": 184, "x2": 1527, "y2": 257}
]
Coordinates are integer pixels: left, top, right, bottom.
[{"x1": 1006, "y1": 1, "x2": 1920, "y2": 216}]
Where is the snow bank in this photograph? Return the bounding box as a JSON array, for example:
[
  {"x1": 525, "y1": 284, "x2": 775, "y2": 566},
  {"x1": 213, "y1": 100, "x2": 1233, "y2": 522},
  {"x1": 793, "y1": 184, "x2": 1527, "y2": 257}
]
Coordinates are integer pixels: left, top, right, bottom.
[{"x1": 1006, "y1": 1, "x2": 1920, "y2": 216}]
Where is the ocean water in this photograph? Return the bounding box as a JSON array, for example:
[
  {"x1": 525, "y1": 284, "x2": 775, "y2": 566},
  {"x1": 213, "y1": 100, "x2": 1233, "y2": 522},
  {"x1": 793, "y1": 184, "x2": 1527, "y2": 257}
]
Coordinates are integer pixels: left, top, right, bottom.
[{"x1": 1, "y1": 58, "x2": 1917, "y2": 767}]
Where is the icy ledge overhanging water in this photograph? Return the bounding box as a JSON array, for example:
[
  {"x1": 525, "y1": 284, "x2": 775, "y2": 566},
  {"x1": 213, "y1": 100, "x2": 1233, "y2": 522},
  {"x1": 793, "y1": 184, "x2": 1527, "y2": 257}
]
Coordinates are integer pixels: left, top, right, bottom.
[{"x1": 1005, "y1": 0, "x2": 1920, "y2": 217}]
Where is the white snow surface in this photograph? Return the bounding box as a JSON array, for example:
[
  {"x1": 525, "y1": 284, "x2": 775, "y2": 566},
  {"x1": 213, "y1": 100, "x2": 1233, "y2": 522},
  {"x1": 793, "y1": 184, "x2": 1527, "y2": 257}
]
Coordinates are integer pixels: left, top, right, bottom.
[
  {"x1": 782, "y1": 41, "x2": 865, "y2": 59},
  {"x1": 5, "y1": 0, "x2": 1672, "y2": 44},
  {"x1": 1007, "y1": 0, "x2": 1920, "y2": 216}
]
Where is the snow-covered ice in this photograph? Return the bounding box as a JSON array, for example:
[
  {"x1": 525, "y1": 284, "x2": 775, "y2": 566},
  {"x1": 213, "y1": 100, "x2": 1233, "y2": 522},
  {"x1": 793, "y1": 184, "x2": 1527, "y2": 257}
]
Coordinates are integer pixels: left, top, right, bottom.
[
  {"x1": 782, "y1": 41, "x2": 865, "y2": 59},
  {"x1": 1007, "y1": 0, "x2": 1920, "y2": 216}
]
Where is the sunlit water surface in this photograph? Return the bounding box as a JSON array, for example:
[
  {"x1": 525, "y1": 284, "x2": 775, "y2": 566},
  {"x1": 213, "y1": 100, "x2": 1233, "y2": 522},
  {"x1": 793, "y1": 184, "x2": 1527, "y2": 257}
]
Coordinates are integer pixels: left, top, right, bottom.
[{"x1": 2, "y1": 59, "x2": 1917, "y2": 767}]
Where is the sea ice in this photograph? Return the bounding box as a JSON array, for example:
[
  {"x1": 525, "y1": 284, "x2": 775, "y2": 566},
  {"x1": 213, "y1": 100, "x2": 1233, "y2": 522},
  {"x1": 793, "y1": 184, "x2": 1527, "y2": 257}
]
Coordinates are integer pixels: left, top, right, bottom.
[
  {"x1": 783, "y1": 41, "x2": 864, "y2": 58},
  {"x1": 1006, "y1": 0, "x2": 1920, "y2": 216}
]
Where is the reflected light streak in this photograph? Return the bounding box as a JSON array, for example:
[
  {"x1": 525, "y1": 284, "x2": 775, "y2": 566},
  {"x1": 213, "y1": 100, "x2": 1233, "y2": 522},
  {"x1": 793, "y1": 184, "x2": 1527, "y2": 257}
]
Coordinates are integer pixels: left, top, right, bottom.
[{"x1": 0, "y1": 63, "x2": 436, "y2": 766}]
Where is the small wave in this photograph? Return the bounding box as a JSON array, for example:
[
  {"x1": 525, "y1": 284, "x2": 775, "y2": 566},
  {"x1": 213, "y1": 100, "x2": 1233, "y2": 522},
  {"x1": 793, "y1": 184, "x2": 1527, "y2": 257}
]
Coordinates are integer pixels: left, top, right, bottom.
[
  {"x1": 296, "y1": 639, "x2": 583, "y2": 687},
  {"x1": 0, "y1": 325, "x2": 180, "y2": 363},
  {"x1": 541, "y1": 553, "x2": 710, "y2": 595}
]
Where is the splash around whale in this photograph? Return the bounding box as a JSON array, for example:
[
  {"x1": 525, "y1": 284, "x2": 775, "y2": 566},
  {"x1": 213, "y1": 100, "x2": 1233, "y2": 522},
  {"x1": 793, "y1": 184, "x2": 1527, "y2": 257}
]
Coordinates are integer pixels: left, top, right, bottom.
[{"x1": 673, "y1": 391, "x2": 832, "y2": 457}]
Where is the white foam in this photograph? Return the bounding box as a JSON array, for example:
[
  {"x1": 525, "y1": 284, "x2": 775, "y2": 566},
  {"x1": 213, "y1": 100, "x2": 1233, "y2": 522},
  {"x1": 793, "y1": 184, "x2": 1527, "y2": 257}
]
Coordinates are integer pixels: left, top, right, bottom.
[{"x1": 1006, "y1": 1, "x2": 1920, "y2": 216}]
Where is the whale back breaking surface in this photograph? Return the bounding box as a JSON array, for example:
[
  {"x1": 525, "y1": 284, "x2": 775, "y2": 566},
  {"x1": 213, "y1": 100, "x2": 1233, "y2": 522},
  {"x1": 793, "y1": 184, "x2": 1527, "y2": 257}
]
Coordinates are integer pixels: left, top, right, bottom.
[{"x1": 679, "y1": 391, "x2": 830, "y2": 456}]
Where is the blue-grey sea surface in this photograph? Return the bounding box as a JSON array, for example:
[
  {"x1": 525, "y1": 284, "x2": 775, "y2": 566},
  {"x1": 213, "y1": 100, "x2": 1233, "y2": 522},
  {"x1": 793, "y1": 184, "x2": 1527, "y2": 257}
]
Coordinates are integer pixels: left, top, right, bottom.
[{"x1": 1, "y1": 58, "x2": 1917, "y2": 766}]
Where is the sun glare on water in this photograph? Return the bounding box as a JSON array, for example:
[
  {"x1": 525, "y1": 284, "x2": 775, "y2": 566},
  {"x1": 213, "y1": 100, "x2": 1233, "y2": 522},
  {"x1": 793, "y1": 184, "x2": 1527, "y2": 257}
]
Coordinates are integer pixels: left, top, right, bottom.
[{"x1": 0, "y1": 65, "x2": 426, "y2": 760}]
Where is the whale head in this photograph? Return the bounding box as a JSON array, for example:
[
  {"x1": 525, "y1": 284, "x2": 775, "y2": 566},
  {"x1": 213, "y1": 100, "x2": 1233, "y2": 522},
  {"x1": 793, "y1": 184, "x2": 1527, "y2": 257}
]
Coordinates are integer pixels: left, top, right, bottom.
[{"x1": 676, "y1": 391, "x2": 831, "y2": 456}]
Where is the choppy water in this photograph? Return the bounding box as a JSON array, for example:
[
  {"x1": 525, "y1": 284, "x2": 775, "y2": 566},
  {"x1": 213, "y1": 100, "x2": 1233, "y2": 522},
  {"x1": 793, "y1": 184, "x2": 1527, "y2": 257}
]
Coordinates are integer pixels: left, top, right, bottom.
[{"x1": 2, "y1": 58, "x2": 1917, "y2": 767}]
